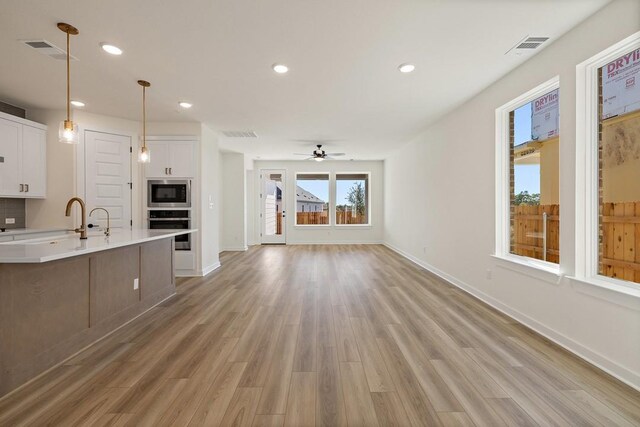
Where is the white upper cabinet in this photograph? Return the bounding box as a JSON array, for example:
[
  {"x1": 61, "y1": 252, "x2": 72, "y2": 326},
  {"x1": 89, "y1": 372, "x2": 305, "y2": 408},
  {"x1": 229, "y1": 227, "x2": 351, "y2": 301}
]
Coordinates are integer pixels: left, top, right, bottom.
[
  {"x1": 144, "y1": 139, "x2": 195, "y2": 178},
  {"x1": 0, "y1": 114, "x2": 46, "y2": 198},
  {"x1": 21, "y1": 125, "x2": 46, "y2": 197},
  {"x1": 0, "y1": 118, "x2": 22, "y2": 196}
]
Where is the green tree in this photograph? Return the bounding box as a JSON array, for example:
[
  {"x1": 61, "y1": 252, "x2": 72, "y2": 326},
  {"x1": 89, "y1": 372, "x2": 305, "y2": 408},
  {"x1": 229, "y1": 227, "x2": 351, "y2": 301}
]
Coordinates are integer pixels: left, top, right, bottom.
[
  {"x1": 514, "y1": 190, "x2": 540, "y2": 205},
  {"x1": 347, "y1": 182, "x2": 366, "y2": 216}
]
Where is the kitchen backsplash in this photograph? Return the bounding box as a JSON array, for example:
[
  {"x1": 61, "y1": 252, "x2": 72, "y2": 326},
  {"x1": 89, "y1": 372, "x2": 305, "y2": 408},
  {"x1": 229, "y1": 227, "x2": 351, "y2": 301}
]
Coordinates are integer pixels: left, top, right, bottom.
[{"x1": 0, "y1": 198, "x2": 26, "y2": 229}]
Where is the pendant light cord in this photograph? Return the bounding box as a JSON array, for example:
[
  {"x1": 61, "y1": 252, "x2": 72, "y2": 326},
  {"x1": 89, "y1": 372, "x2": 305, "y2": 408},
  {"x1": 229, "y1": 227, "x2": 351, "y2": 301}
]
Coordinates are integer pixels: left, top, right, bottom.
[
  {"x1": 66, "y1": 30, "x2": 71, "y2": 122},
  {"x1": 142, "y1": 85, "x2": 146, "y2": 149}
]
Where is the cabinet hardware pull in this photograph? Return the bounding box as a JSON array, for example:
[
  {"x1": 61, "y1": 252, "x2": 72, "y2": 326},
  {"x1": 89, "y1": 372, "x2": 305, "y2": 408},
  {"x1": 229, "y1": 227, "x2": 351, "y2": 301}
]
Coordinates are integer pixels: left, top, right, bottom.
[
  {"x1": 169, "y1": 167, "x2": 172, "y2": 175},
  {"x1": 25, "y1": 184, "x2": 29, "y2": 192},
  {"x1": 19, "y1": 184, "x2": 24, "y2": 192}
]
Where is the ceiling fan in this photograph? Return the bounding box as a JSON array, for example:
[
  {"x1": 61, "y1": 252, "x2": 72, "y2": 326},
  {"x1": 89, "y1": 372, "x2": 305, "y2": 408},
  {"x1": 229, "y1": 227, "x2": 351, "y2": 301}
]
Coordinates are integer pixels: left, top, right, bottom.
[{"x1": 294, "y1": 144, "x2": 345, "y2": 162}]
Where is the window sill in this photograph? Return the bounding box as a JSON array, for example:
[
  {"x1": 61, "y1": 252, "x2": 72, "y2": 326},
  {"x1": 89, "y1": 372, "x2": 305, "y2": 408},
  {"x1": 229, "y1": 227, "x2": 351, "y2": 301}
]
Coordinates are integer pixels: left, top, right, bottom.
[
  {"x1": 335, "y1": 224, "x2": 372, "y2": 228},
  {"x1": 567, "y1": 275, "x2": 640, "y2": 311},
  {"x1": 294, "y1": 224, "x2": 331, "y2": 228},
  {"x1": 491, "y1": 254, "x2": 562, "y2": 285}
]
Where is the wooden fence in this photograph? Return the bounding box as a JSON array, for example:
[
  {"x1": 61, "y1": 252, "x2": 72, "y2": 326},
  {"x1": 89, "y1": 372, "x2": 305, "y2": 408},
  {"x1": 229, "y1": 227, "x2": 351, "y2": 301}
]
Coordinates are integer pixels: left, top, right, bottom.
[
  {"x1": 277, "y1": 212, "x2": 283, "y2": 234},
  {"x1": 336, "y1": 211, "x2": 367, "y2": 225},
  {"x1": 513, "y1": 202, "x2": 640, "y2": 284},
  {"x1": 512, "y1": 204, "x2": 560, "y2": 264},
  {"x1": 296, "y1": 212, "x2": 329, "y2": 225},
  {"x1": 601, "y1": 201, "x2": 640, "y2": 283},
  {"x1": 291, "y1": 211, "x2": 367, "y2": 225}
]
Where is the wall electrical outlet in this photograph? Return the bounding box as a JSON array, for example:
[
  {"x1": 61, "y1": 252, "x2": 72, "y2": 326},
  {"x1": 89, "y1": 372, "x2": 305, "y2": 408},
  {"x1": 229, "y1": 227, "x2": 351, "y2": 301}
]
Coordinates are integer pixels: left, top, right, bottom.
[
  {"x1": 5, "y1": 218, "x2": 15, "y2": 224},
  {"x1": 133, "y1": 278, "x2": 139, "y2": 290}
]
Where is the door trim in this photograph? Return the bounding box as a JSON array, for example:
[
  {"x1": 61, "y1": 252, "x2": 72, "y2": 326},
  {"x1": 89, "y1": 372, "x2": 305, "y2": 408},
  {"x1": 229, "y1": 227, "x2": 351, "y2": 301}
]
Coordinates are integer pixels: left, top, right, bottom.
[
  {"x1": 260, "y1": 169, "x2": 287, "y2": 245},
  {"x1": 77, "y1": 128, "x2": 134, "y2": 229}
]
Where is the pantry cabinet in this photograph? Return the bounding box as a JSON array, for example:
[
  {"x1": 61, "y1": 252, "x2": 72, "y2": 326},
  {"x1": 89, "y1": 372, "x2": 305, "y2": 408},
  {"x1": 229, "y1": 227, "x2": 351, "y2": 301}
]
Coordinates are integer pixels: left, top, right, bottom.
[{"x1": 0, "y1": 113, "x2": 46, "y2": 198}]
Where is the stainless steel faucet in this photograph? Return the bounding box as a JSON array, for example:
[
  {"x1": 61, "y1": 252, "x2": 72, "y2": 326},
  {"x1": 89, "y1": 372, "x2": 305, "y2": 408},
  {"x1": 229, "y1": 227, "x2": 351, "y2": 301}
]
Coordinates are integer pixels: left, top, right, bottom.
[
  {"x1": 89, "y1": 207, "x2": 111, "y2": 237},
  {"x1": 65, "y1": 197, "x2": 88, "y2": 239}
]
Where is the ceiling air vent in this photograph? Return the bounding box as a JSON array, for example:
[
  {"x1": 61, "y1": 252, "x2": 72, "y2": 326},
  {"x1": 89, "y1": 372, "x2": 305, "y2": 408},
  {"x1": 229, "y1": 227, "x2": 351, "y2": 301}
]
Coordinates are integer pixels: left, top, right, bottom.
[
  {"x1": 222, "y1": 130, "x2": 258, "y2": 138},
  {"x1": 21, "y1": 39, "x2": 78, "y2": 60},
  {"x1": 506, "y1": 36, "x2": 550, "y2": 55}
]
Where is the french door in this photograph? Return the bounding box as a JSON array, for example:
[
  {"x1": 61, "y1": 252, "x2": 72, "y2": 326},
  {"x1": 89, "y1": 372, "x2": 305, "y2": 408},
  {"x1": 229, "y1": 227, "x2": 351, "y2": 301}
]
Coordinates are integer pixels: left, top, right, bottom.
[{"x1": 261, "y1": 169, "x2": 286, "y2": 244}]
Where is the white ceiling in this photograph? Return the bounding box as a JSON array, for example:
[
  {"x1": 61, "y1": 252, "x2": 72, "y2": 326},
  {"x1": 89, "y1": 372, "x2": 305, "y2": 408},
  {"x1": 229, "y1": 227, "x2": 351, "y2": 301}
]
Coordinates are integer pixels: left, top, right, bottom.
[{"x1": 0, "y1": 0, "x2": 609, "y2": 160}]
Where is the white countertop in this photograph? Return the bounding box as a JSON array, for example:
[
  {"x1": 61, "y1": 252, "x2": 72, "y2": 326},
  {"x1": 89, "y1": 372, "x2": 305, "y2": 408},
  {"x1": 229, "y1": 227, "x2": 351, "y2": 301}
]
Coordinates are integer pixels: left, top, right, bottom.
[
  {"x1": 0, "y1": 229, "x2": 197, "y2": 263},
  {"x1": 0, "y1": 228, "x2": 67, "y2": 237}
]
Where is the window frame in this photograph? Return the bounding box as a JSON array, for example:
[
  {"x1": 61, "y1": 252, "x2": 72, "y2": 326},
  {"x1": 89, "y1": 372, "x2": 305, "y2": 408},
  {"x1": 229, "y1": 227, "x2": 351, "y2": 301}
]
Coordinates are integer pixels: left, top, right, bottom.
[
  {"x1": 575, "y1": 31, "x2": 640, "y2": 292},
  {"x1": 294, "y1": 172, "x2": 331, "y2": 227},
  {"x1": 494, "y1": 76, "x2": 560, "y2": 272},
  {"x1": 334, "y1": 171, "x2": 372, "y2": 227}
]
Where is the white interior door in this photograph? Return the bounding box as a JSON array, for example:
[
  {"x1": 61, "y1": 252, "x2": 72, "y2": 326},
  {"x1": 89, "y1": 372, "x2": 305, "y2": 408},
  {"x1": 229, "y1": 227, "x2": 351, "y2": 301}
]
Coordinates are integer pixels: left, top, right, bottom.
[
  {"x1": 84, "y1": 130, "x2": 132, "y2": 230},
  {"x1": 261, "y1": 169, "x2": 286, "y2": 244}
]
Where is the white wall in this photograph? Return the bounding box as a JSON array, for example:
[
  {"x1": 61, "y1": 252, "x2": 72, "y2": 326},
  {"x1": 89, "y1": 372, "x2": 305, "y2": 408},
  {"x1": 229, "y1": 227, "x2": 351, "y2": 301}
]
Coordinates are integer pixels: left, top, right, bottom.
[
  {"x1": 384, "y1": 0, "x2": 640, "y2": 389},
  {"x1": 26, "y1": 109, "x2": 142, "y2": 228},
  {"x1": 253, "y1": 160, "x2": 383, "y2": 244},
  {"x1": 220, "y1": 152, "x2": 247, "y2": 251},
  {"x1": 200, "y1": 124, "x2": 221, "y2": 273}
]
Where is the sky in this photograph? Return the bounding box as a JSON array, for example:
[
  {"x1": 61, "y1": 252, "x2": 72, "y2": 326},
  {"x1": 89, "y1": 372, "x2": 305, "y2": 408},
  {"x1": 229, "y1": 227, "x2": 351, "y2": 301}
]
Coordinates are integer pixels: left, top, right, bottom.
[
  {"x1": 296, "y1": 178, "x2": 364, "y2": 206},
  {"x1": 514, "y1": 102, "x2": 540, "y2": 194}
]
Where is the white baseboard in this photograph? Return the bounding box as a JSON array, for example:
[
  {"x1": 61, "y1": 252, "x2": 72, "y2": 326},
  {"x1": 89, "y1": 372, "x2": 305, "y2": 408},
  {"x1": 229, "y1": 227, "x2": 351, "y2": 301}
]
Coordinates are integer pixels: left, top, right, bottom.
[
  {"x1": 220, "y1": 246, "x2": 248, "y2": 252},
  {"x1": 286, "y1": 241, "x2": 383, "y2": 245},
  {"x1": 175, "y1": 261, "x2": 221, "y2": 278},
  {"x1": 383, "y1": 242, "x2": 640, "y2": 392},
  {"x1": 200, "y1": 261, "x2": 221, "y2": 277}
]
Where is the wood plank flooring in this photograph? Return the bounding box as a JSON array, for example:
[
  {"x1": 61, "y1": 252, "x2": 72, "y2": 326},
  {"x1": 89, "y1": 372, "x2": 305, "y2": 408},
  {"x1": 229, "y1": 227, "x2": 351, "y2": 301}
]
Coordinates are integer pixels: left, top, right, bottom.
[{"x1": 1, "y1": 244, "x2": 639, "y2": 426}]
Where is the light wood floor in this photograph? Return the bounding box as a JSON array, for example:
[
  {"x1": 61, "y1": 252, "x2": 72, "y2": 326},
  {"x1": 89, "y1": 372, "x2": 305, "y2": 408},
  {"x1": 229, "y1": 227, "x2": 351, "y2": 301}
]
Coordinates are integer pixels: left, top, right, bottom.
[{"x1": 1, "y1": 245, "x2": 639, "y2": 426}]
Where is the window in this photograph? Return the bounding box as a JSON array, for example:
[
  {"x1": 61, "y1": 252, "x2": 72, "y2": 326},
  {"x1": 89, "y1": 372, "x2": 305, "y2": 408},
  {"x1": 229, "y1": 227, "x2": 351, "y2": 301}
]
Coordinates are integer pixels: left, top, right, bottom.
[
  {"x1": 335, "y1": 173, "x2": 370, "y2": 225},
  {"x1": 295, "y1": 173, "x2": 329, "y2": 225},
  {"x1": 495, "y1": 77, "x2": 559, "y2": 267},
  {"x1": 597, "y1": 47, "x2": 640, "y2": 285}
]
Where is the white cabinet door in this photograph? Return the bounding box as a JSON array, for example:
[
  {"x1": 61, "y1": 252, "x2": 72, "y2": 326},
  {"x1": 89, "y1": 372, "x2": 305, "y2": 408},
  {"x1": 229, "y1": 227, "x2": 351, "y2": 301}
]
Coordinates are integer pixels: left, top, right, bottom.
[
  {"x1": 144, "y1": 141, "x2": 170, "y2": 178},
  {"x1": 168, "y1": 141, "x2": 195, "y2": 177},
  {"x1": 21, "y1": 125, "x2": 46, "y2": 198},
  {"x1": 0, "y1": 118, "x2": 22, "y2": 196}
]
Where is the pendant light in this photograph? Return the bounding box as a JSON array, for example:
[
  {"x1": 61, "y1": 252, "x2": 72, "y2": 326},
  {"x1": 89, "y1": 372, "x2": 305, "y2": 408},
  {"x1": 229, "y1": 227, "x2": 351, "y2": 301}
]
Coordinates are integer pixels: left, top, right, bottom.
[
  {"x1": 137, "y1": 80, "x2": 151, "y2": 163},
  {"x1": 57, "y1": 23, "x2": 80, "y2": 144}
]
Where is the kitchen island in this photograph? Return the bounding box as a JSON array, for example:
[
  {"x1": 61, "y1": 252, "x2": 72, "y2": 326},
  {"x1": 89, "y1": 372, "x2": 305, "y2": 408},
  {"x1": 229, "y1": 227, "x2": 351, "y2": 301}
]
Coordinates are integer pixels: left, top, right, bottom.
[{"x1": 0, "y1": 229, "x2": 195, "y2": 397}]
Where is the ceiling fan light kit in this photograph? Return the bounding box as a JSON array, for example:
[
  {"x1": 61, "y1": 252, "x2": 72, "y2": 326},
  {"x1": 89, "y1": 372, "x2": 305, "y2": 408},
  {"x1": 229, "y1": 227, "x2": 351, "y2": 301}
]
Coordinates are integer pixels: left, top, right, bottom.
[{"x1": 293, "y1": 144, "x2": 346, "y2": 161}]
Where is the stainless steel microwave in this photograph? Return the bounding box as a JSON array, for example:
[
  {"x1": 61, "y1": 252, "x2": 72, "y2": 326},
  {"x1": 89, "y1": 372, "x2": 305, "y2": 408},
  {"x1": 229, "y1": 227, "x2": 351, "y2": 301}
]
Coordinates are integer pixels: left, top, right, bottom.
[{"x1": 147, "y1": 180, "x2": 191, "y2": 207}]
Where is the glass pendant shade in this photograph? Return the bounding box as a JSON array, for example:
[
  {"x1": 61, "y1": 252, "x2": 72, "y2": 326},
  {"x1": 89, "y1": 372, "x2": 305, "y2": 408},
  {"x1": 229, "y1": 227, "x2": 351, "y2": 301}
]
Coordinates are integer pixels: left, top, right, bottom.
[
  {"x1": 138, "y1": 145, "x2": 150, "y2": 163},
  {"x1": 59, "y1": 120, "x2": 79, "y2": 144}
]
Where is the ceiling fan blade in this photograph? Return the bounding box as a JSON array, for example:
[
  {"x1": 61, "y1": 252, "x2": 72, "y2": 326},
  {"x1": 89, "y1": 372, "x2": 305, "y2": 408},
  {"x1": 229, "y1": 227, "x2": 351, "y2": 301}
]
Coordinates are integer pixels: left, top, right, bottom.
[{"x1": 325, "y1": 153, "x2": 345, "y2": 156}]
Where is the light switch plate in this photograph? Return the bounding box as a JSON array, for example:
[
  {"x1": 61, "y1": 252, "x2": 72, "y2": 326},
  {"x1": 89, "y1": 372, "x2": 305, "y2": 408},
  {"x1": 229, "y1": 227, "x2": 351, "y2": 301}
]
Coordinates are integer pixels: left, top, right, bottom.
[
  {"x1": 5, "y1": 218, "x2": 15, "y2": 224},
  {"x1": 134, "y1": 278, "x2": 139, "y2": 290}
]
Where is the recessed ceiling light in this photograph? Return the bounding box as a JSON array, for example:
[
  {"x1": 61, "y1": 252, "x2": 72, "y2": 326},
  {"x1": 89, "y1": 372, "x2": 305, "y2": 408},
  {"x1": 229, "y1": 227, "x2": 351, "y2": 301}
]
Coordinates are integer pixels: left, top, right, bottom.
[
  {"x1": 100, "y1": 43, "x2": 122, "y2": 55},
  {"x1": 178, "y1": 101, "x2": 192, "y2": 109},
  {"x1": 70, "y1": 100, "x2": 85, "y2": 107},
  {"x1": 272, "y1": 64, "x2": 289, "y2": 74},
  {"x1": 398, "y1": 63, "x2": 416, "y2": 73}
]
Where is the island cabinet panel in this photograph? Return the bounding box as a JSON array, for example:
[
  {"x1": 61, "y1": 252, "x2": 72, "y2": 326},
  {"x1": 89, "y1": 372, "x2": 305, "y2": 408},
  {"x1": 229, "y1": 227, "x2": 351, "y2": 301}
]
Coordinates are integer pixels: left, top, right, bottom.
[
  {"x1": 140, "y1": 238, "x2": 175, "y2": 301},
  {"x1": 0, "y1": 256, "x2": 90, "y2": 383},
  {"x1": 91, "y1": 245, "x2": 141, "y2": 325},
  {"x1": 0, "y1": 238, "x2": 177, "y2": 398}
]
